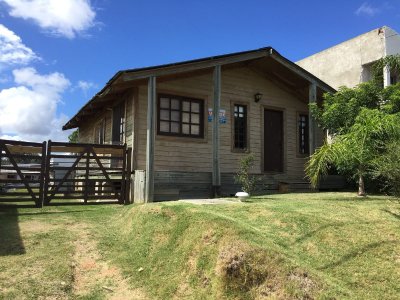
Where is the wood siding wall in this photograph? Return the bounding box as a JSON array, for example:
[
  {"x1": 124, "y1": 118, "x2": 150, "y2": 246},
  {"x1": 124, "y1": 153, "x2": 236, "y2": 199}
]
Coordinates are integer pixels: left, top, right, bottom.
[
  {"x1": 78, "y1": 110, "x2": 112, "y2": 143},
  {"x1": 135, "y1": 65, "x2": 319, "y2": 180},
  {"x1": 78, "y1": 91, "x2": 135, "y2": 155},
  {"x1": 78, "y1": 65, "x2": 324, "y2": 187}
]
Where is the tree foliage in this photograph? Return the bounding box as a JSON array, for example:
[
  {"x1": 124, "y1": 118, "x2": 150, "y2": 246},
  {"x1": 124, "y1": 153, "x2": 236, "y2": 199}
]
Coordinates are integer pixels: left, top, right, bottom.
[
  {"x1": 68, "y1": 129, "x2": 79, "y2": 143},
  {"x1": 372, "y1": 54, "x2": 400, "y2": 86},
  {"x1": 306, "y1": 80, "x2": 400, "y2": 196},
  {"x1": 372, "y1": 142, "x2": 400, "y2": 197},
  {"x1": 235, "y1": 153, "x2": 258, "y2": 195},
  {"x1": 310, "y1": 83, "x2": 381, "y2": 135}
]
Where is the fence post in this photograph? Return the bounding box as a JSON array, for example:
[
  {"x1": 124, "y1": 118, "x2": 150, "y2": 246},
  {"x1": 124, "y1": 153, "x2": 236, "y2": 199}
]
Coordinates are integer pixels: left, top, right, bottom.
[
  {"x1": 84, "y1": 147, "x2": 90, "y2": 204},
  {"x1": 38, "y1": 141, "x2": 47, "y2": 208},
  {"x1": 125, "y1": 147, "x2": 132, "y2": 204},
  {"x1": 43, "y1": 140, "x2": 52, "y2": 205},
  {"x1": 120, "y1": 144, "x2": 127, "y2": 204}
]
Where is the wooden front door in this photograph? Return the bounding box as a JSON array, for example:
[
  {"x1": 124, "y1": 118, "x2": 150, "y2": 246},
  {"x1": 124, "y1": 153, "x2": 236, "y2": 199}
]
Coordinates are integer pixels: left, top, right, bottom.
[{"x1": 264, "y1": 109, "x2": 283, "y2": 172}]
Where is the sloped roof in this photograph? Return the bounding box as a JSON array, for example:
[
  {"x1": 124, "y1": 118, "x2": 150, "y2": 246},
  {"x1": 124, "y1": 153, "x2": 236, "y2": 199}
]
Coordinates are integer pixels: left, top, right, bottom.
[{"x1": 63, "y1": 47, "x2": 335, "y2": 130}]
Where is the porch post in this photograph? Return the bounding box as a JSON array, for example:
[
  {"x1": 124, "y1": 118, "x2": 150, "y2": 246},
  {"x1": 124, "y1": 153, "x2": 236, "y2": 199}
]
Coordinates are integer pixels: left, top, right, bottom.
[
  {"x1": 145, "y1": 76, "x2": 156, "y2": 202},
  {"x1": 383, "y1": 65, "x2": 391, "y2": 87},
  {"x1": 309, "y1": 82, "x2": 317, "y2": 154},
  {"x1": 212, "y1": 65, "x2": 221, "y2": 197}
]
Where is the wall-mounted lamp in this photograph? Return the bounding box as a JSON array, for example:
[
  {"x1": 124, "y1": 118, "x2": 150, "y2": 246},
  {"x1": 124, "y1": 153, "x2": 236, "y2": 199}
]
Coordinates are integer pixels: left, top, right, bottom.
[{"x1": 254, "y1": 92, "x2": 263, "y2": 103}]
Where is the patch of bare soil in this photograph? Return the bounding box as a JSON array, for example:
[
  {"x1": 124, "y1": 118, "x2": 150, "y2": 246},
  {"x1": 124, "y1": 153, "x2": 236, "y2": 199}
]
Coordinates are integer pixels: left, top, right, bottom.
[
  {"x1": 70, "y1": 225, "x2": 148, "y2": 300},
  {"x1": 288, "y1": 271, "x2": 317, "y2": 296},
  {"x1": 216, "y1": 241, "x2": 319, "y2": 299},
  {"x1": 19, "y1": 220, "x2": 57, "y2": 234}
]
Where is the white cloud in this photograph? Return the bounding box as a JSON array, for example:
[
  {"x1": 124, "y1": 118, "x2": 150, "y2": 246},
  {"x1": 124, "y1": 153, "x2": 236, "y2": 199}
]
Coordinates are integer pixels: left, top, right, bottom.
[
  {"x1": 13, "y1": 67, "x2": 69, "y2": 91},
  {"x1": 355, "y1": 2, "x2": 380, "y2": 16},
  {"x1": 0, "y1": 23, "x2": 38, "y2": 66},
  {"x1": 0, "y1": 75, "x2": 11, "y2": 83},
  {"x1": 77, "y1": 80, "x2": 97, "y2": 93},
  {"x1": 0, "y1": 67, "x2": 71, "y2": 142},
  {"x1": 1, "y1": 0, "x2": 96, "y2": 39}
]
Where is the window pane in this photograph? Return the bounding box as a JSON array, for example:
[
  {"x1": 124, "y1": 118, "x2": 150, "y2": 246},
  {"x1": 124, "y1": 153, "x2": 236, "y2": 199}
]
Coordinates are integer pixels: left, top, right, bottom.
[
  {"x1": 191, "y1": 113, "x2": 199, "y2": 124},
  {"x1": 171, "y1": 99, "x2": 180, "y2": 110},
  {"x1": 182, "y1": 112, "x2": 190, "y2": 123},
  {"x1": 298, "y1": 114, "x2": 309, "y2": 154},
  {"x1": 160, "y1": 109, "x2": 170, "y2": 120},
  {"x1": 160, "y1": 121, "x2": 169, "y2": 132},
  {"x1": 158, "y1": 94, "x2": 204, "y2": 138},
  {"x1": 182, "y1": 101, "x2": 190, "y2": 112},
  {"x1": 171, "y1": 122, "x2": 180, "y2": 133},
  {"x1": 234, "y1": 104, "x2": 247, "y2": 149},
  {"x1": 182, "y1": 124, "x2": 190, "y2": 134},
  {"x1": 191, "y1": 125, "x2": 199, "y2": 135},
  {"x1": 160, "y1": 98, "x2": 169, "y2": 108},
  {"x1": 171, "y1": 111, "x2": 180, "y2": 121},
  {"x1": 191, "y1": 102, "x2": 200, "y2": 113}
]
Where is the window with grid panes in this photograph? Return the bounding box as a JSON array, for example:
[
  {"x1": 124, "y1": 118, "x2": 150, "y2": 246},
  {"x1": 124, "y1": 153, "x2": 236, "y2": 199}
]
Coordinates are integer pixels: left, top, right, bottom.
[
  {"x1": 94, "y1": 119, "x2": 106, "y2": 144},
  {"x1": 158, "y1": 94, "x2": 204, "y2": 138},
  {"x1": 112, "y1": 102, "x2": 125, "y2": 144},
  {"x1": 298, "y1": 113, "x2": 309, "y2": 155},
  {"x1": 234, "y1": 104, "x2": 247, "y2": 149}
]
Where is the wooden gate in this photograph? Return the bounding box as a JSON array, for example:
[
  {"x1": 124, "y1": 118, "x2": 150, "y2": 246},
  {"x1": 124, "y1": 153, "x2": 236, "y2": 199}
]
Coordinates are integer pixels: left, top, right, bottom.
[
  {"x1": 0, "y1": 139, "x2": 131, "y2": 206},
  {"x1": 0, "y1": 139, "x2": 46, "y2": 207},
  {"x1": 44, "y1": 141, "x2": 131, "y2": 205}
]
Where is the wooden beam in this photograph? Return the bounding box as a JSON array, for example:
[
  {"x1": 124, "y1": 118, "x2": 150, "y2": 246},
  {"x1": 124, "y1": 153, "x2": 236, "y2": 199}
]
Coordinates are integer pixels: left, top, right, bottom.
[
  {"x1": 309, "y1": 83, "x2": 317, "y2": 154},
  {"x1": 123, "y1": 51, "x2": 268, "y2": 82},
  {"x1": 248, "y1": 65, "x2": 307, "y2": 102},
  {"x1": 212, "y1": 66, "x2": 221, "y2": 197},
  {"x1": 270, "y1": 51, "x2": 334, "y2": 93},
  {"x1": 145, "y1": 76, "x2": 156, "y2": 202}
]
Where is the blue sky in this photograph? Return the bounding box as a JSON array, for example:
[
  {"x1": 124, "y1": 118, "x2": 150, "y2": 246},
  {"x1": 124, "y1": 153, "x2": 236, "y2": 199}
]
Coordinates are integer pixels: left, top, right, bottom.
[{"x1": 0, "y1": 0, "x2": 399, "y2": 141}]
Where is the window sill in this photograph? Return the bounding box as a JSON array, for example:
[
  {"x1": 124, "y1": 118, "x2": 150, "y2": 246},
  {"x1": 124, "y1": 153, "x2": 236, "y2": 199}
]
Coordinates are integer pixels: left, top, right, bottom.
[
  {"x1": 231, "y1": 148, "x2": 249, "y2": 153},
  {"x1": 262, "y1": 171, "x2": 286, "y2": 175},
  {"x1": 156, "y1": 134, "x2": 208, "y2": 144}
]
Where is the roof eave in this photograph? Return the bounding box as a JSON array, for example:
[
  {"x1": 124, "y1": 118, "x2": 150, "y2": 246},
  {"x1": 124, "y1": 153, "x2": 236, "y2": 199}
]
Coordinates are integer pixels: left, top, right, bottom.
[{"x1": 63, "y1": 46, "x2": 335, "y2": 130}]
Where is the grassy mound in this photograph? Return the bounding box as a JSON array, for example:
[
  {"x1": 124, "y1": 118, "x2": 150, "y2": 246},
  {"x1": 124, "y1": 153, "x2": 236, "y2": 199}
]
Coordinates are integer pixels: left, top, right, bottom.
[
  {"x1": 1, "y1": 193, "x2": 398, "y2": 299},
  {"x1": 97, "y1": 203, "x2": 332, "y2": 299}
]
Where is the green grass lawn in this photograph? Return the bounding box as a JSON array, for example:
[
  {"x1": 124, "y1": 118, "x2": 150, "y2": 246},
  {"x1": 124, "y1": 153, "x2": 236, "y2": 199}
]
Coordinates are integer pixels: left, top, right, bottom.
[{"x1": 0, "y1": 193, "x2": 399, "y2": 299}]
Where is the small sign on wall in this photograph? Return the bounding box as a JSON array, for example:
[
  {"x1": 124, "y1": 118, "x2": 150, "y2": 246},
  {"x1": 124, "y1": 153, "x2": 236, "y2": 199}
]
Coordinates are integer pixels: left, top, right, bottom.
[
  {"x1": 219, "y1": 109, "x2": 226, "y2": 124},
  {"x1": 208, "y1": 108, "x2": 227, "y2": 124},
  {"x1": 208, "y1": 108, "x2": 213, "y2": 122}
]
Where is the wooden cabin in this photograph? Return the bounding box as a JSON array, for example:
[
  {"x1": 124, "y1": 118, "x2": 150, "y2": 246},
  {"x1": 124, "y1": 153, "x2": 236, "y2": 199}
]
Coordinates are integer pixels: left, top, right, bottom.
[{"x1": 63, "y1": 47, "x2": 335, "y2": 202}]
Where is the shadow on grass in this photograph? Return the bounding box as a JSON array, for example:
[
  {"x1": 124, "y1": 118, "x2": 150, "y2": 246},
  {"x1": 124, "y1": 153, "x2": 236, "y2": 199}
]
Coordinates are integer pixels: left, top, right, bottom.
[
  {"x1": 382, "y1": 208, "x2": 400, "y2": 220},
  {"x1": 319, "y1": 240, "x2": 398, "y2": 270},
  {"x1": 294, "y1": 222, "x2": 346, "y2": 244},
  {"x1": 47, "y1": 201, "x2": 121, "y2": 206},
  {"x1": 0, "y1": 207, "x2": 25, "y2": 256},
  {"x1": 13, "y1": 210, "x2": 98, "y2": 216},
  {"x1": 0, "y1": 204, "x2": 37, "y2": 209}
]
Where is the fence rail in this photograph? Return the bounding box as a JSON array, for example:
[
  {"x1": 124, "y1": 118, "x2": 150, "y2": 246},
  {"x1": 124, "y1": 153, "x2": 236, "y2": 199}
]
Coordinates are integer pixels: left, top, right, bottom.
[
  {"x1": 0, "y1": 139, "x2": 45, "y2": 207},
  {"x1": 0, "y1": 139, "x2": 131, "y2": 207}
]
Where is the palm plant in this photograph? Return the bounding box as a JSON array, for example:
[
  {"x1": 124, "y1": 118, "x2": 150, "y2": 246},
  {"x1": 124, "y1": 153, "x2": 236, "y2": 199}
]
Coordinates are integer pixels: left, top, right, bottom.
[{"x1": 306, "y1": 109, "x2": 400, "y2": 196}]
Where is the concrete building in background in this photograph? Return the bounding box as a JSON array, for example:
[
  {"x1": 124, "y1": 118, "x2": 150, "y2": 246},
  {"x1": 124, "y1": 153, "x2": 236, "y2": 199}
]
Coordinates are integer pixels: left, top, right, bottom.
[{"x1": 297, "y1": 26, "x2": 400, "y2": 89}]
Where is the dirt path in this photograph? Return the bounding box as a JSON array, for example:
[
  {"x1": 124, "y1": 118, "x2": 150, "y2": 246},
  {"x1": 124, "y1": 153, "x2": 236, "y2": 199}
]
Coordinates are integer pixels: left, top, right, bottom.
[{"x1": 71, "y1": 224, "x2": 147, "y2": 300}]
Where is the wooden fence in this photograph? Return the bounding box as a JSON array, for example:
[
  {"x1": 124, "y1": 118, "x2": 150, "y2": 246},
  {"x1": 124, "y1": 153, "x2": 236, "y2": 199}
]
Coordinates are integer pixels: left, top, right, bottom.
[
  {"x1": 0, "y1": 139, "x2": 131, "y2": 207},
  {"x1": 0, "y1": 140, "x2": 46, "y2": 207}
]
